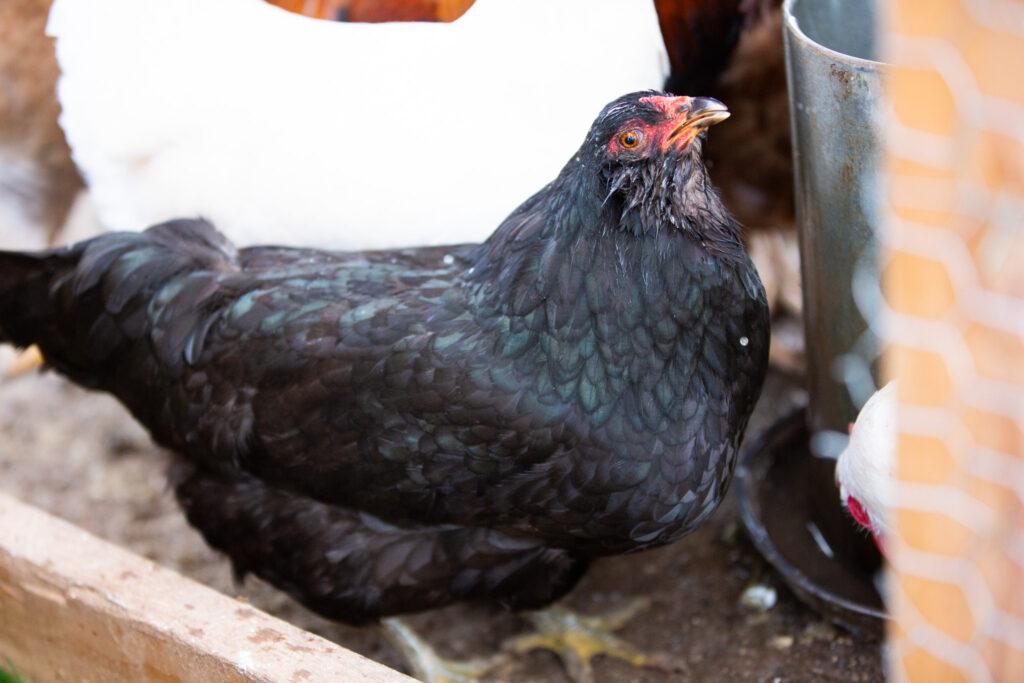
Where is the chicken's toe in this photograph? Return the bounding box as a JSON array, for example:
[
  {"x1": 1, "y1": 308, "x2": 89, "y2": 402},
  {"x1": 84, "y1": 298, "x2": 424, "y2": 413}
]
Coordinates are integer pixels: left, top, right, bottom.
[
  {"x1": 506, "y1": 598, "x2": 687, "y2": 683},
  {"x1": 382, "y1": 617, "x2": 507, "y2": 683}
]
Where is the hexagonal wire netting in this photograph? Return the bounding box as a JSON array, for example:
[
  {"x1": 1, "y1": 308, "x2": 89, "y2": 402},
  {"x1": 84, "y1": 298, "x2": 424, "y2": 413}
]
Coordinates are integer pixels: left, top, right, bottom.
[{"x1": 844, "y1": 0, "x2": 1024, "y2": 679}]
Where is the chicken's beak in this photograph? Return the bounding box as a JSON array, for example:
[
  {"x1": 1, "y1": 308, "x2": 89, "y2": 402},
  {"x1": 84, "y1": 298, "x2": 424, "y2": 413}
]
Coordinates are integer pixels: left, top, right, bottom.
[
  {"x1": 665, "y1": 97, "x2": 730, "y2": 149},
  {"x1": 684, "y1": 97, "x2": 730, "y2": 129}
]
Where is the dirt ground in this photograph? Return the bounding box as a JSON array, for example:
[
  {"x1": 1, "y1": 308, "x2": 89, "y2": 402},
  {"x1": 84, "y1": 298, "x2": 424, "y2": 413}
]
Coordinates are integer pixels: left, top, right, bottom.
[
  {"x1": 0, "y1": 351, "x2": 885, "y2": 682},
  {"x1": 1, "y1": 4, "x2": 881, "y2": 677}
]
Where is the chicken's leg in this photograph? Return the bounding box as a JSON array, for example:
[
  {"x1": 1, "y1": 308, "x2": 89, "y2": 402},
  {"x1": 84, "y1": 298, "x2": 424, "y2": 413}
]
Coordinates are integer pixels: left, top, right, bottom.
[
  {"x1": 4, "y1": 345, "x2": 43, "y2": 378},
  {"x1": 383, "y1": 598, "x2": 685, "y2": 683},
  {"x1": 382, "y1": 617, "x2": 505, "y2": 683},
  {"x1": 507, "y1": 598, "x2": 686, "y2": 683}
]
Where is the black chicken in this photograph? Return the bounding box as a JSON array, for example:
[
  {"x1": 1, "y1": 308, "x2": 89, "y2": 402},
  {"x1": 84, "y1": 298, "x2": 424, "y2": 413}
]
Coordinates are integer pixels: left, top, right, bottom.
[{"x1": 0, "y1": 92, "x2": 769, "y2": 678}]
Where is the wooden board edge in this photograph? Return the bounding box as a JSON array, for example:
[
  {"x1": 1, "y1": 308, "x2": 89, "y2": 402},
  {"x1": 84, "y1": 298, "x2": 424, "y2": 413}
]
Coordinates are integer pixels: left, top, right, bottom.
[{"x1": 0, "y1": 492, "x2": 415, "y2": 683}]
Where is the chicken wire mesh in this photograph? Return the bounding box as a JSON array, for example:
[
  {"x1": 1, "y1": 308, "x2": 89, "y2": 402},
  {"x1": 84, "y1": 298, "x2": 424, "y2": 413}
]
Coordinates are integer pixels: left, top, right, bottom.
[{"x1": 866, "y1": 0, "x2": 1024, "y2": 679}]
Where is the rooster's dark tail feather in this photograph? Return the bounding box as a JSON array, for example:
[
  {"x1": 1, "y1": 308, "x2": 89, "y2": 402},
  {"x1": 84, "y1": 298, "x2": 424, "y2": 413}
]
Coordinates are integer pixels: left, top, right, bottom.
[
  {"x1": 0, "y1": 218, "x2": 236, "y2": 389},
  {"x1": 0, "y1": 245, "x2": 83, "y2": 368}
]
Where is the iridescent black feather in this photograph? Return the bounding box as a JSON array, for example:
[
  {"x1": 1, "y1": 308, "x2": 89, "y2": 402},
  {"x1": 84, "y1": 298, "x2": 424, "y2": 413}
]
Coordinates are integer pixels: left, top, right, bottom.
[{"x1": 0, "y1": 92, "x2": 769, "y2": 622}]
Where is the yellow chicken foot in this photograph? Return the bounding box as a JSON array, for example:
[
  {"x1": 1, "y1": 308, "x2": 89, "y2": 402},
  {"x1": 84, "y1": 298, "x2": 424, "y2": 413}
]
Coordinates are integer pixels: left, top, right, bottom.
[
  {"x1": 5, "y1": 345, "x2": 43, "y2": 378},
  {"x1": 506, "y1": 597, "x2": 687, "y2": 683},
  {"x1": 381, "y1": 617, "x2": 507, "y2": 683}
]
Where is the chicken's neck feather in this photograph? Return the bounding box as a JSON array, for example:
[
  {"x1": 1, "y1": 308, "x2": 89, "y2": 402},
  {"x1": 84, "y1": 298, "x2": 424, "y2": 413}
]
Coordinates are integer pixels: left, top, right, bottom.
[
  {"x1": 464, "y1": 140, "x2": 754, "y2": 323},
  {"x1": 454, "y1": 145, "x2": 766, "y2": 439}
]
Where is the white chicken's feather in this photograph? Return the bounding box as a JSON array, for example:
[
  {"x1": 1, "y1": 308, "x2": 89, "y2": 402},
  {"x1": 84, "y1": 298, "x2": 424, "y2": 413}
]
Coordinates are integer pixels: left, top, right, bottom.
[
  {"x1": 835, "y1": 381, "x2": 896, "y2": 542},
  {"x1": 48, "y1": 0, "x2": 668, "y2": 248}
]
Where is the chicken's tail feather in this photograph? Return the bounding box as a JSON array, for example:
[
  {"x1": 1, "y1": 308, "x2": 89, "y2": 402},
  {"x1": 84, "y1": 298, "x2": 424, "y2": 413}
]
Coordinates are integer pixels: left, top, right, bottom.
[
  {"x1": 0, "y1": 218, "x2": 237, "y2": 389},
  {"x1": 0, "y1": 246, "x2": 82, "y2": 371}
]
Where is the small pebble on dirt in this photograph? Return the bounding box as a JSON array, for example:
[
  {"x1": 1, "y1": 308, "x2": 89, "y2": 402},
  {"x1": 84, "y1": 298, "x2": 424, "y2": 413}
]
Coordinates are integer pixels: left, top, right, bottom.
[{"x1": 740, "y1": 583, "x2": 778, "y2": 611}]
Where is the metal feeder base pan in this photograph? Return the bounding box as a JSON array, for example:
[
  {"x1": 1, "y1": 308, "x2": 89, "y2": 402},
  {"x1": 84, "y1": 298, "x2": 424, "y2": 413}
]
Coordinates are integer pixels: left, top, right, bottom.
[{"x1": 737, "y1": 408, "x2": 887, "y2": 636}]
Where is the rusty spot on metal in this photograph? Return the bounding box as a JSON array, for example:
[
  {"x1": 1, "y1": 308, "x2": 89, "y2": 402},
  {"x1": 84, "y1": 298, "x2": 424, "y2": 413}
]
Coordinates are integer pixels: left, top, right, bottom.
[
  {"x1": 840, "y1": 160, "x2": 855, "y2": 185},
  {"x1": 829, "y1": 63, "x2": 856, "y2": 97}
]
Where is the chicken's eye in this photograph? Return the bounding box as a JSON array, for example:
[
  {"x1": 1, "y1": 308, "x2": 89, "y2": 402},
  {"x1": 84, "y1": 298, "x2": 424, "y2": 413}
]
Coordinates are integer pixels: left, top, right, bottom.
[{"x1": 619, "y1": 130, "x2": 642, "y2": 148}]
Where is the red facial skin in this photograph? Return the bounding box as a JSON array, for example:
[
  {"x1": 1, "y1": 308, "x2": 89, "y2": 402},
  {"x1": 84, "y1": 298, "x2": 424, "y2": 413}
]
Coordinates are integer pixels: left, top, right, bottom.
[
  {"x1": 846, "y1": 495, "x2": 886, "y2": 556},
  {"x1": 845, "y1": 495, "x2": 871, "y2": 528},
  {"x1": 840, "y1": 422, "x2": 886, "y2": 555},
  {"x1": 606, "y1": 95, "x2": 704, "y2": 157}
]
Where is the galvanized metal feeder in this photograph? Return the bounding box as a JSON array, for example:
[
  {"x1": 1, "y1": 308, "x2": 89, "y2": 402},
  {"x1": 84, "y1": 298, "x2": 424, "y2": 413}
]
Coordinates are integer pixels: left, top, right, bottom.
[{"x1": 738, "y1": 0, "x2": 888, "y2": 633}]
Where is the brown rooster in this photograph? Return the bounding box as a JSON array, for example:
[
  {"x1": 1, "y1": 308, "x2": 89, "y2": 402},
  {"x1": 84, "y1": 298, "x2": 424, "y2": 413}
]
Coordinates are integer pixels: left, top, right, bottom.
[{"x1": 266, "y1": 0, "x2": 474, "y2": 21}]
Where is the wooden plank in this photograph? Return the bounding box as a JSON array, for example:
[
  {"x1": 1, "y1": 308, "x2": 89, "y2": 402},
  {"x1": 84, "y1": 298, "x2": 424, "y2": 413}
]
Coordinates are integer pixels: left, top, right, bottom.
[{"x1": 0, "y1": 493, "x2": 414, "y2": 683}]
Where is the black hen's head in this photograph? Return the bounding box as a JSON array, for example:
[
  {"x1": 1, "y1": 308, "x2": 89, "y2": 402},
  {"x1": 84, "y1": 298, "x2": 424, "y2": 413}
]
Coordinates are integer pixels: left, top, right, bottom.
[
  {"x1": 470, "y1": 91, "x2": 742, "y2": 288},
  {"x1": 468, "y1": 90, "x2": 758, "y2": 328},
  {"x1": 570, "y1": 91, "x2": 732, "y2": 238}
]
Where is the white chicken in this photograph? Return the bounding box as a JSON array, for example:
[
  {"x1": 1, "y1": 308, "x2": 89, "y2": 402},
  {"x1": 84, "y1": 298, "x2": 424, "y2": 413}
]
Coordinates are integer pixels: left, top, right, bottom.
[
  {"x1": 835, "y1": 381, "x2": 896, "y2": 555},
  {"x1": 47, "y1": 0, "x2": 668, "y2": 249}
]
